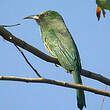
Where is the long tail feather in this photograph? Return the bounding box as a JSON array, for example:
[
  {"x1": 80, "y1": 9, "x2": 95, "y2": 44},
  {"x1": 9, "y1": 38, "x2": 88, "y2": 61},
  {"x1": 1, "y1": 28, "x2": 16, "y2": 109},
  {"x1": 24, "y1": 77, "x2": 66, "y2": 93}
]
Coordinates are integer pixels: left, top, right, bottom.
[{"x1": 72, "y1": 69, "x2": 86, "y2": 110}]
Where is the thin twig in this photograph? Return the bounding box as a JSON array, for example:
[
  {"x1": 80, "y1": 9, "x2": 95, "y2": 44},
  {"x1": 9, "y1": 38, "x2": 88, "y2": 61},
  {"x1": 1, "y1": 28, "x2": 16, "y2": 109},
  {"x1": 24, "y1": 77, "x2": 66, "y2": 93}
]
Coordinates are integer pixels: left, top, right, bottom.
[
  {"x1": 0, "y1": 24, "x2": 20, "y2": 27},
  {"x1": 100, "y1": 85, "x2": 107, "y2": 110},
  {"x1": 0, "y1": 76, "x2": 110, "y2": 97},
  {"x1": 14, "y1": 44, "x2": 42, "y2": 78}
]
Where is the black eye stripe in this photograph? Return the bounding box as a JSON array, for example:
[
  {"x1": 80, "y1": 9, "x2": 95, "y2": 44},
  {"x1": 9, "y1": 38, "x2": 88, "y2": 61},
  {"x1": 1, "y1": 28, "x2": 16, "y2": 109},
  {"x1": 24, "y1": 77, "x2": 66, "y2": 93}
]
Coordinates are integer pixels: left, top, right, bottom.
[
  {"x1": 40, "y1": 12, "x2": 49, "y2": 18},
  {"x1": 39, "y1": 14, "x2": 44, "y2": 19},
  {"x1": 40, "y1": 14, "x2": 44, "y2": 17}
]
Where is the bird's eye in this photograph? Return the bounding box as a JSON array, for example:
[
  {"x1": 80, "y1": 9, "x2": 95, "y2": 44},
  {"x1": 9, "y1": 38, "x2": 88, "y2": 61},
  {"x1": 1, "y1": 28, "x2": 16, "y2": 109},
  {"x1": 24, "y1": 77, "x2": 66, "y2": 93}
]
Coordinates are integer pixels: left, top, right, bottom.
[{"x1": 45, "y1": 12, "x2": 49, "y2": 16}]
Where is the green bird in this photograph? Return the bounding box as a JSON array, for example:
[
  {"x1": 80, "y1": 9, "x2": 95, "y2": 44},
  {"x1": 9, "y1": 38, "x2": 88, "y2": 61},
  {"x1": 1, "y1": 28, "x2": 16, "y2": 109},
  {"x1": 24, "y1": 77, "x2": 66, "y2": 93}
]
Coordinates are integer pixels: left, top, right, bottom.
[
  {"x1": 24, "y1": 10, "x2": 86, "y2": 110},
  {"x1": 96, "y1": 0, "x2": 110, "y2": 20}
]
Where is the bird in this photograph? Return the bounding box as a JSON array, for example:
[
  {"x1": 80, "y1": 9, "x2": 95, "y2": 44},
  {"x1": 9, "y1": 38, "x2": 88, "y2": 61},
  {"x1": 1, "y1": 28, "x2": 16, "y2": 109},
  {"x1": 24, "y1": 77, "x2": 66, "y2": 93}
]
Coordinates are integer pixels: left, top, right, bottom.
[
  {"x1": 96, "y1": 0, "x2": 110, "y2": 20},
  {"x1": 24, "y1": 10, "x2": 86, "y2": 110}
]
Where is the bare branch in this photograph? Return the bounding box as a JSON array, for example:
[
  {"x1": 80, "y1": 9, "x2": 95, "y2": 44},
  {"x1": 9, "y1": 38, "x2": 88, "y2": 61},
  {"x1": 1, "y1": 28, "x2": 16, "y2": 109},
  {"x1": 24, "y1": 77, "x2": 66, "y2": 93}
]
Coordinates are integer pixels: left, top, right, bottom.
[
  {"x1": 14, "y1": 44, "x2": 42, "y2": 78},
  {"x1": 0, "y1": 24, "x2": 20, "y2": 27},
  {"x1": 0, "y1": 76, "x2": 110, "y2": 97},
  {"x1": 0, "y1": 26, "x2": 110, "y2": 86},
  {"x1": 100, "y1": 85, "x2": 107, "y2": 110},
  {"x1": 81, "y1": 70, "x2": 110, "y2": 86}
]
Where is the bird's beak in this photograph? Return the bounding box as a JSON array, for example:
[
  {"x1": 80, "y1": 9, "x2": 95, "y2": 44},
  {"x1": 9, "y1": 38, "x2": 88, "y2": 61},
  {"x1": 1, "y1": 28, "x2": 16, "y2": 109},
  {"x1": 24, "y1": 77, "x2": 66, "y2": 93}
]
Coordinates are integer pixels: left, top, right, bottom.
[
  {"x1": 96, "y1": 6, "x2": 101, "y2": 21},
  {"x1": 24, "y1": 15, "x2": 39, "y2": 20}
]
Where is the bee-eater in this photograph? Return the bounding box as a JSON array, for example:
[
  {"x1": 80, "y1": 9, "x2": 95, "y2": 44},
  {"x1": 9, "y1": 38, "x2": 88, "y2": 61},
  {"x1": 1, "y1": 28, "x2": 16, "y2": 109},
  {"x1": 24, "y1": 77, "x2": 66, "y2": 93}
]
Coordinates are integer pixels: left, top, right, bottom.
[
  {"x1": 24, "y1": 10, "x2": 86, "y2": 110},
  {"x1": 96, "y1": 0, "x2": 110, "y2": 20}
]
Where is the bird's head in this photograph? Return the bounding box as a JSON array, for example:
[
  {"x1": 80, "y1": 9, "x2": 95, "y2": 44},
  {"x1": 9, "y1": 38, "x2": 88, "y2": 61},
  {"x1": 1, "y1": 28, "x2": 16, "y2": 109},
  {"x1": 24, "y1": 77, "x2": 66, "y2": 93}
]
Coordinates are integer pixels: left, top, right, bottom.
[{"x1": 24, "y1": 10, "x2": 62, "y2": 25}]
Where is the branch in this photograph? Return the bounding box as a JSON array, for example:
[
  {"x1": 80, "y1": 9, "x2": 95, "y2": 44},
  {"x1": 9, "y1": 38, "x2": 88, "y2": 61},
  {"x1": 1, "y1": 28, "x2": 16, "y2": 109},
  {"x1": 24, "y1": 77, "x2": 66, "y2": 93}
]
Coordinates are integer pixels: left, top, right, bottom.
[
  {"x1": 0, "y1": 26, "x2": 110, "y2": 85},
  {"x1": 0, "y1": 24, "x2": 20, "y2": 27},
  {"x1": 0, "y1": 76, "x2": 110, "y2": 97},
  {"x1": 14, "y1": 44, "x2": 42, "y2": 78},
  {"x1": 100, "y1": 85, "x2": 107, "y2": 110}
]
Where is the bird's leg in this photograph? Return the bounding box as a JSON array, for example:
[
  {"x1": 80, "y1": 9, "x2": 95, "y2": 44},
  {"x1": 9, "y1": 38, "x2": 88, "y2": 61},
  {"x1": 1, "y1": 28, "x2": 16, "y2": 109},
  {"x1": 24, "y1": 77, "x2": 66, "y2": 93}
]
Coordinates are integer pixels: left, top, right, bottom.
[{"x1": 64, "y1": 69, "x2": 72, "y2": 74}]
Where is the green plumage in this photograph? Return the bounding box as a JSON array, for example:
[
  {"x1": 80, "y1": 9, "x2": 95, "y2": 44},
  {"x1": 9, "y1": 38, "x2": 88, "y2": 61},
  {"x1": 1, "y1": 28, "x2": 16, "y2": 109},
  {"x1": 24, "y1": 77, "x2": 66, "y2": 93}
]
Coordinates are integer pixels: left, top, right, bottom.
[
  {"x1": 96, "y1": 0, "x2": 110, "y2": 18},
  {"x1": 96, "y1": 0, "x2": 110, "y2": 10},
  {"x1": 24, "y1": 10, "x2": 86, "y2": 110}
]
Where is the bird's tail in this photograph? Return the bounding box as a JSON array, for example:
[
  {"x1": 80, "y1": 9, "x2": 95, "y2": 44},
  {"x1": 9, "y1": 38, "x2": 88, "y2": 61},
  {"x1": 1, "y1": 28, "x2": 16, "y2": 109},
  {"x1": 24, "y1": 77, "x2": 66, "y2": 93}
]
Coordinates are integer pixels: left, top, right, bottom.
[{"x1": 72, "y1": 68, "x2": 86, "y2": 110}]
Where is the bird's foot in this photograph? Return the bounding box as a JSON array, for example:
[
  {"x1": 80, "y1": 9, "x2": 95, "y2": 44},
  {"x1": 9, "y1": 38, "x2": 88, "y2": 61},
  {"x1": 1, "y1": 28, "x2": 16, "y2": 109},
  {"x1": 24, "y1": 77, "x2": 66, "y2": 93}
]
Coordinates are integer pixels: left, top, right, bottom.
[{"x1": 64, "y1": 69, "x2": 72, "y2": 74}]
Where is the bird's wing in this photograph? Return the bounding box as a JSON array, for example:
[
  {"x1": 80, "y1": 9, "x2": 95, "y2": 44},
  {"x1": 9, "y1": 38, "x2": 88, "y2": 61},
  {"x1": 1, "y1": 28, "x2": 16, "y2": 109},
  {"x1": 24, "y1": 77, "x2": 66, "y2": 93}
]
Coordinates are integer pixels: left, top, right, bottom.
[{"x1": 44, "y1": 29, "x2": 81, "y2": 71}]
